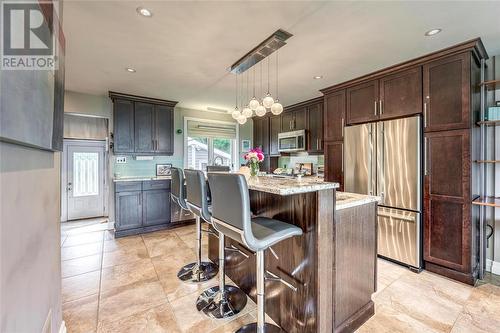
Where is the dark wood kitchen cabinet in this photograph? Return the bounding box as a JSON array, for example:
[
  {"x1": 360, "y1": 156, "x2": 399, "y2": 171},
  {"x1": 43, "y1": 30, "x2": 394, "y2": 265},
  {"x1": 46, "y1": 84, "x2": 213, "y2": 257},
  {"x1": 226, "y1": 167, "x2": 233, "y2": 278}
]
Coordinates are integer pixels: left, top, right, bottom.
[
  {"x1": 346, "y1": 80, "x2": 379, "y2": 124},
  {"x1": 282, "y1": 107, "x2": 307, "y2": 132},
  {"x1": 423, "y1": 53, "x2": 471, "y2": 132},
  {"x1": 324, "y1": 90, "x2": 345, "y2": 142},
  {"x1": 253, "y1": 116, "x2": 270, "y2": 155},
  {"x1": 109, "y1": 91, "x2": 178, "y2": 155},
  {"x1": 308, "y1": 101, "x2": 323, "y2": 152},
  {"x1": 269, "y1": 115, "x2": 281, "y2": 156},
  {"x1": 113, "y1": 99, "x2": 135, "y2": 153},
  {"x1": 379, "y1": 67, "x2": 422, "y2": 120},
  {"x1": 424, "y1": 129, "x2": 472, "y2": 282},
  {"x1": 143, "y1": 189, "x2": 171, "y2": 226},
  {"x1": 115, "y1": 190, "x2": 143, "y2": 231},
  {"x1": 324, "y1": 141, "x2": 343, "y2": 191}
]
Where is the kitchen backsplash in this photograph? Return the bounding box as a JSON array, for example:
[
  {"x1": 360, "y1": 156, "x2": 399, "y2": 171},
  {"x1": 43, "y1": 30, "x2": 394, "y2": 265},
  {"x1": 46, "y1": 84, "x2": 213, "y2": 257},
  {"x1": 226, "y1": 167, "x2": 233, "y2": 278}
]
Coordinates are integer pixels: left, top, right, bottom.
[
  {"x1": 113, "y1": 156, "x2": 182, "y2": 178},
  {"x1": 278, "y1": 155, "x2": 324, "y2": 173}
]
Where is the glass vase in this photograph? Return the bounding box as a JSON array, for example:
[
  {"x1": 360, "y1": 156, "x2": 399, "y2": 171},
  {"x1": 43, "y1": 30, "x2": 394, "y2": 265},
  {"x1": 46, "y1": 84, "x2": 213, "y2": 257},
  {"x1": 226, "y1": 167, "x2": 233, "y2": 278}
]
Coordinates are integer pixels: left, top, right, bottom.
[{"x1": 250, "y1": 162, "x2": 260, "y2": 177}]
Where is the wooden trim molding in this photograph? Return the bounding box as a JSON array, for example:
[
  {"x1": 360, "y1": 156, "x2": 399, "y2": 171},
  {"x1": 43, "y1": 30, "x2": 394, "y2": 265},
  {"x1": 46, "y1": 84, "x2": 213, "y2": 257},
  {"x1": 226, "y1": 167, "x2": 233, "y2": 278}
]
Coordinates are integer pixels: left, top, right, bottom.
[
  {"x1": 284, "y1": 96, "x2": 324, "y2": 111},
  {"x1": 320, "y1": 38, "x2": 488, "y2": 95},
  {"x1": 108, "y1": 91, "x2": 179, "y2": 107}
]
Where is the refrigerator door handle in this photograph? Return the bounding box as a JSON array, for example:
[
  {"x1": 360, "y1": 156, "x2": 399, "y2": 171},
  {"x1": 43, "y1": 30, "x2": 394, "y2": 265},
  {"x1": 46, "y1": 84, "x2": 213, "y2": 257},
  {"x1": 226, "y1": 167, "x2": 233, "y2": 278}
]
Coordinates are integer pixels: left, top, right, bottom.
[
  {"x1": 374, "y1": 101, "x2": 377, "y2": 116},
  {"x1": 378, "y1": 211, "x2": 416, "y2": 222},
  {"x1": 424, "y1": 137, "x2": 428, "y2": 176},
  {"x1": 368, "y1": 124, "x2": 374, "y2": 195}
]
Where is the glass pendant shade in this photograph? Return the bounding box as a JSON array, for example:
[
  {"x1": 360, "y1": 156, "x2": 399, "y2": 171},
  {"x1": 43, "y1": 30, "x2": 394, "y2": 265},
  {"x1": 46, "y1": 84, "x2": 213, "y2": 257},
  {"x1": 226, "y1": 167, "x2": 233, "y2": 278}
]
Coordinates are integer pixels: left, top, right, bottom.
[
  {"x1": 270, "y1": 100, "x2": 283, "y2": 115},
  {"x1": 242, "y1": 106, "x2": 253, "y2": 118},
  {"x1": 255, "y1": 105, "x2": 266, "y2": 117},
  {"x1": 262, "y1": 93, "x2": 274, "y2": 108},
  {"x1": 249, "y1": 97, "x2": 260, "y2": 111},
  {"x1": 231, "y1": 108, "x2": 241, "y2": 120},
  {"x1": 237, "y1": 114, "x2": 247, "y2": 124}
]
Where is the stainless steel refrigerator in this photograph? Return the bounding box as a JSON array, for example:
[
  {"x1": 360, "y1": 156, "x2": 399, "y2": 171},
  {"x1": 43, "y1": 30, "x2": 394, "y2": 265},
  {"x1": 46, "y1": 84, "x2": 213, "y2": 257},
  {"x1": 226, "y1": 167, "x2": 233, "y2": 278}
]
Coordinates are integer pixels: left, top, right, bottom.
[{"x1": 344, "y1": 115, "x2": 422, "y2": 269}]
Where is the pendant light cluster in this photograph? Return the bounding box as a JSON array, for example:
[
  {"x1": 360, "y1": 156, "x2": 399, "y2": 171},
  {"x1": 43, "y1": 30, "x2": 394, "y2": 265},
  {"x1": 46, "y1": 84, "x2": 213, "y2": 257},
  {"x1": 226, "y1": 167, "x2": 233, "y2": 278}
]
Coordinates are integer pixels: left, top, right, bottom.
[{"x1": 231, "y1": 51, "x2": 283, "y2": 125}]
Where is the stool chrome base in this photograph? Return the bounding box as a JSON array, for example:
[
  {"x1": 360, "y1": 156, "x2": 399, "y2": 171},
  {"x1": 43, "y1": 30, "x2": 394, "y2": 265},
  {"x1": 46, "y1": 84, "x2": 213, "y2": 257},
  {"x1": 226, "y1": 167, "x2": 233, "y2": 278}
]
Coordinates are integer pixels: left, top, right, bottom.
[
  {"x1": 236, "y1": 323, "x2": 283, "y2": 333},
  {"x1": 177, "y1": 262, "x2": 218, "y2": 283},
  {"x1": 196, "y1": 285, "x2": 247, "y2": 319}
]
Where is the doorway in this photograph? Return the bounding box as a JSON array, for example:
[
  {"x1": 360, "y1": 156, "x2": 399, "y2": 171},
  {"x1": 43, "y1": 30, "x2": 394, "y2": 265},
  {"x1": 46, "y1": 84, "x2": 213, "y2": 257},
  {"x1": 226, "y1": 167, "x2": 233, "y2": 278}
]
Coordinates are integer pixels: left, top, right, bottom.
[{"x1": 62, "y1": 140, "x2": 107, "y2": 221}]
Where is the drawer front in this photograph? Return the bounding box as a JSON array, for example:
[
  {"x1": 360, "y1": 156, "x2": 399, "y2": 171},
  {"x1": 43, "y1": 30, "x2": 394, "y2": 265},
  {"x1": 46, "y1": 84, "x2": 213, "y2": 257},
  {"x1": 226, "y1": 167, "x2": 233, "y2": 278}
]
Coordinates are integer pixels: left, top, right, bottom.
[
  {"x1": 142, "y1": 180, "x2": 171, "y2": 191},
  {"x1": 115, "y1": 181, "x2": 142, "y2": 192}
]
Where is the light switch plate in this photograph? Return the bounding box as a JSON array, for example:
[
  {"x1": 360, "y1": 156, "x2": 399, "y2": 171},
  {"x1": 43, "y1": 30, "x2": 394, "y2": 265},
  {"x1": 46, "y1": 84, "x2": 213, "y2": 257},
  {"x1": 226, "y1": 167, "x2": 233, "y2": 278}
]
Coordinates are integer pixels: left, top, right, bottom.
[{"x1": 116, "y1": 156, "x2": 127, "y2": 164}]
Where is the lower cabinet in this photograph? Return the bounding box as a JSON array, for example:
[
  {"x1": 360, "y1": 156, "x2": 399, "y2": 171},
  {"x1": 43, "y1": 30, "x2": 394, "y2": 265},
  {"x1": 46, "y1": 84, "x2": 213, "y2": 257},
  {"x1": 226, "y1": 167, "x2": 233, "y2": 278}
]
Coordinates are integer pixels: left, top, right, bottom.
[
  {"x1": 324, "y1": 141, "x2": 344, "y2": 191},
  {"x1": 115, "y1": 180, "x2": 192, "y2": 237}
]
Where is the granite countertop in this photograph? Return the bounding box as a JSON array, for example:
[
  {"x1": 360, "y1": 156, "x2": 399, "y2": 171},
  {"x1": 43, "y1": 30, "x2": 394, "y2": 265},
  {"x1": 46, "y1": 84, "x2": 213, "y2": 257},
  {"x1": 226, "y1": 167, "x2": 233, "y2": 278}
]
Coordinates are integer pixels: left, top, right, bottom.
[
  {"x1": 113, "y1": 176, "x2": 171, "y2": 182},
  {"x1": 247, "y1": 175, "x2": 339, "y2": 195},
  {"x1": 336, "y1": 191, "x2": 380, "y2": 211}
]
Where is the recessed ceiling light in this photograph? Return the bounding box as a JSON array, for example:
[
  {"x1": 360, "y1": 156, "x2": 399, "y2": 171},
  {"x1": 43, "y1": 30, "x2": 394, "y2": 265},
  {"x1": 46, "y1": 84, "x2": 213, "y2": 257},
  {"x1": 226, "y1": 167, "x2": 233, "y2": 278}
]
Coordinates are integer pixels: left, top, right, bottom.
[
  {"x1": 125, "y1": 67, "x2": 136, "y2": 73},
  {"x1": 313, "y1": 75, "x2": 323, "y2": 80},
  {"x1": 425, "y1": 28, "x2": 442, "y2": 36},
  {"x1": 136, "y1": 7, "x2": 153, "y2": 17}
]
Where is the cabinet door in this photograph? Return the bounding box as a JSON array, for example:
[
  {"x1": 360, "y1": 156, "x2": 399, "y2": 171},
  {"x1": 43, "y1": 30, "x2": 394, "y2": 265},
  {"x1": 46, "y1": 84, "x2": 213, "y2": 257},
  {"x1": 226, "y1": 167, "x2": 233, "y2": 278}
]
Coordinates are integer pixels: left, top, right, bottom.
[
  {"x1": 346, "y1": 80, "x2": 379, "y2": 124},
  {"x1": 113, "y1": 100, "x2": 134, "y2": 153},
  {"x1": 143, "y1": 189, "x2": 171, "y2": 226},
  {"x1": 155, "y1": 105, "x2": 174, "y2": 155},
  {"x1": 269, "y1": 115, "x2": 281, "y2": 156},
  {"x1": 115, "y1": 191, "x2": 143, "y2": 230},
  {"x1": 424, "y1": 129, "x2": 470, "y2": 272},
  {"x1": 324, "y1": 141, "x2": 343, "y2": 191},
  {"x1": 308, "y1": 102, "x2": 323, "y2": 152},
  {"x1": 423, "y1": 53, "x2": 470, "y2": 132},
  {"x1": 253, "y1": 116, "x2": 270, "y2": 155},
  {"x1": 134, "y1": 102, "x2": 155, "y2": 153},
  {"x1": 281, "y1": 112, "x2": 294, "y2": 132},
  {"x1": 379, "y1": 67, "x2": 422, "y2": 120},
  {"x1": 324, "y1": 91, "x2": 345, "y2": 142},
  {"x1": 294, "y1": 107, "x2": 307, "y2": 130}
]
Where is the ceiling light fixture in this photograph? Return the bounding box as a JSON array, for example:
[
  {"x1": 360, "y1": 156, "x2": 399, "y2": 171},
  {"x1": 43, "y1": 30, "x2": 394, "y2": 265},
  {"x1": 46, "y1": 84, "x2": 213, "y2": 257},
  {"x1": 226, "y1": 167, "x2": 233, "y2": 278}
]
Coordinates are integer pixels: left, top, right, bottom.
[
  {"x1": 425, "y1": 28, "x2": 442, "y2": 36},
  {"x1": 125, "y1": 67, "x2": 136, "y2": 73},
  {"x1": 136, "y1": 7, "x2": 153, "y2": 17},
  {"x1": 313, "y1": 75, "x2": 323, "y2": 79}
]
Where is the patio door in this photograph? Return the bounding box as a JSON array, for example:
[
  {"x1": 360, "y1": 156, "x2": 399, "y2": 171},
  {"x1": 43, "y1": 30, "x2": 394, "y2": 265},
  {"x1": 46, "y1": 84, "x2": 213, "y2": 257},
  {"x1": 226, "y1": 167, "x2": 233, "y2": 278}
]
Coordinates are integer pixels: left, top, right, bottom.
[{"x1": 63, "y1": 140, "x2": 106, "y2": 220}]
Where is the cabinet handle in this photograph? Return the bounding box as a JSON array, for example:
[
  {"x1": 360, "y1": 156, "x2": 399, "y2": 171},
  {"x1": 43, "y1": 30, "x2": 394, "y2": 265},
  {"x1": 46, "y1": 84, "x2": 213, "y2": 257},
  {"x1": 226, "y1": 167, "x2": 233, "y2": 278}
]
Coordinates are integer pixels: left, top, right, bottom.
[
  {"x1": 374, "y1": 101, "x2": 377, "y2": 116},
  {"x1": 341, "y1": 144, "x2": 344, "y2": 172},
  {"x1": 379, "y1": 100, "x2": 383, "y2": 115},
  {"x1": 423, "y1": 102, "x2": 427, "y2": 128},
  {"x1": 290, "y1": 120, "x2": 292, "y2": 130},
  {"x1": 341, "y1": 118, "x2": 345, "y2": 138},
  {"x1": 424, "y1": 137, "x2": 428, "y2": 175}
]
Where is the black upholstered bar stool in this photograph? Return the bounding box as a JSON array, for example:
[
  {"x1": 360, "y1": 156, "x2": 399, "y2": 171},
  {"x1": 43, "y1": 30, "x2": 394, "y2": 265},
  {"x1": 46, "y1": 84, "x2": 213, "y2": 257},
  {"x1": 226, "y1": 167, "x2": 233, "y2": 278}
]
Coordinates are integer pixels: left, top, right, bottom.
[
  {"x1": 171, "y1": 167, "x2": 217, "y2": 283},
  {"x1": 184, "y1": 169, "x2": 247, "y2": 319},
  {"x1": 207, "y1": 173, "x2": 303, "y2": 333}
]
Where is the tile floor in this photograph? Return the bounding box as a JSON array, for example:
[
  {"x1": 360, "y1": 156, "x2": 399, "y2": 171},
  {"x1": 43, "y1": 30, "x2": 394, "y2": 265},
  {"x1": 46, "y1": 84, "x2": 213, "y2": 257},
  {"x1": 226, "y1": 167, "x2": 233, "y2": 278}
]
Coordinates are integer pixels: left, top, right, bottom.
[{"x1": 61, "y1": 219, "x2": 500, "y2": 333}]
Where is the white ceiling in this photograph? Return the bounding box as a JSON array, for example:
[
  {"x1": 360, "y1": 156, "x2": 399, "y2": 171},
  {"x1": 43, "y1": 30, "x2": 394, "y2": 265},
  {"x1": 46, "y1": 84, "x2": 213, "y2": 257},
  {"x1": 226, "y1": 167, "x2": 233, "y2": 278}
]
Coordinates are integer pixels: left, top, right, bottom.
[{"x1": 63, "y1": 1, "x2": 500, "y2": 111}]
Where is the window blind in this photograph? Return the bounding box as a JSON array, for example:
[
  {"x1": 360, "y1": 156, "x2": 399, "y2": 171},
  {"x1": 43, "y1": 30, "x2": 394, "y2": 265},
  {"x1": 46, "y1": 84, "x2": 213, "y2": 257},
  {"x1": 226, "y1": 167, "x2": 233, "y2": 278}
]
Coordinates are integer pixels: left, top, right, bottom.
[{"x1": 187, "y1": 119, "x2": 236, "y2": 139}]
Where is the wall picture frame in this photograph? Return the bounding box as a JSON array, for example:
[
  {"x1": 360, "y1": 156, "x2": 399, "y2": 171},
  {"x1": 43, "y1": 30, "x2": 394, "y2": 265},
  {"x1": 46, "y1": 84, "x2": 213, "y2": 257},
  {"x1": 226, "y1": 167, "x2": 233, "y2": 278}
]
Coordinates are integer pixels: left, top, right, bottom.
[
  {"x1": 156, "y1": 163, "x2": 172, "y2": 176},
  {"x1": 241, "y1": 140, "x2": 251, "y2": 152}
]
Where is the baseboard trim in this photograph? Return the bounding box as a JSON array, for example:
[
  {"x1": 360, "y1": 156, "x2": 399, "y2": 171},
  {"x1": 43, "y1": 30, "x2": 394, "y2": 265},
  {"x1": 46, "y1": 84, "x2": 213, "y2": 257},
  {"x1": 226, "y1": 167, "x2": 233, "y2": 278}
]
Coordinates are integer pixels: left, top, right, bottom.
[
  {"x1": 59, "y1": 321, "x2": 66, "y2": 333},
  {"x1": 491, "y1": 260, "x2": 500, "y2": 275}
]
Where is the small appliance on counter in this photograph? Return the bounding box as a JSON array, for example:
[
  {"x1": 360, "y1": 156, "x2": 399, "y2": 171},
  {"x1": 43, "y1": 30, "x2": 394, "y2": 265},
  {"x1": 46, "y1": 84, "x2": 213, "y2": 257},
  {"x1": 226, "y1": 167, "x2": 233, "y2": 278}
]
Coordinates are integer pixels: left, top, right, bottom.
[
  {"x1": 294, "y1": 162, "x2": 313, "y2": 176},
  {"x1": 317, "y1": 165, "x2": 324, "y2": 178}
]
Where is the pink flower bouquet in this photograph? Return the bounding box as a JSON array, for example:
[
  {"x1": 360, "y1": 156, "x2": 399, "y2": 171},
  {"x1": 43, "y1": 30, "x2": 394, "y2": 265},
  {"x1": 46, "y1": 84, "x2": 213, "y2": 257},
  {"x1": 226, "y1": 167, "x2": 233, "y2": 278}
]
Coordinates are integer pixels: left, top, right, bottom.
[{"x1": 244, "y1": 148, "x2": 264, "y2": 176}]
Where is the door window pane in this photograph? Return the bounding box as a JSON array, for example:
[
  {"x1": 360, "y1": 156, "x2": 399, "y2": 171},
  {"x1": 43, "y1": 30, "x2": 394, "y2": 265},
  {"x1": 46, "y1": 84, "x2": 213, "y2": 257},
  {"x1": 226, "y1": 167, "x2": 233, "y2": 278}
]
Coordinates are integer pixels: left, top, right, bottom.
[
  {"x1": 213, "y1": 138, "x2": 232, "y2": 166},
  {"x1": 73, "y1": 152, "x2": 99, "y2": 197}
]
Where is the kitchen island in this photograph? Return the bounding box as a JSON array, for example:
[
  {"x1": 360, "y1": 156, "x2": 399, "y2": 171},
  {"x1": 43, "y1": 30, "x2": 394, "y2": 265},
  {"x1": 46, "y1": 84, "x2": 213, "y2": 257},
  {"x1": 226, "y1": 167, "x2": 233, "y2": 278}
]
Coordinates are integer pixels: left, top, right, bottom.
[{"x1": 208, "y1": 176, "x2": 379, "y2": 333}]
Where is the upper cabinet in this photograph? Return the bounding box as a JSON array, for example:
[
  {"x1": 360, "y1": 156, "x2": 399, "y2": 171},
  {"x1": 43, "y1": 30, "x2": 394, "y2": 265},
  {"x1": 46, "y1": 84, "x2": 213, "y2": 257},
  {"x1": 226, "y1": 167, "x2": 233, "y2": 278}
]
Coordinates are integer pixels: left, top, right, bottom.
[
  {"x1": 109, "y1": 92, "x2": 178, "y2": 155},
  {"x1": 308, "y1": 101, "x2": 324, "y2": 152},
  {"x1": 253, "y1": 116, "x2": 270, "y2": 155},
  {"x1": 346, "y1": 68, "x2": 423, "y2": 125},
  {"x1": 346, "y1": 79, "x2": 379, "y2": 124},
  {"x1": 324, "y1": 90, "x2": 346, "y2": 142},
  {"x1": 282, "y1": 107, "x2": 307, "y2": 132},
  {"x1": 423, "y1": 53, "x2": 470, "y2": 132},
  {"x1": 269, "y1": 115, "x2": 281, "y2": 156}
]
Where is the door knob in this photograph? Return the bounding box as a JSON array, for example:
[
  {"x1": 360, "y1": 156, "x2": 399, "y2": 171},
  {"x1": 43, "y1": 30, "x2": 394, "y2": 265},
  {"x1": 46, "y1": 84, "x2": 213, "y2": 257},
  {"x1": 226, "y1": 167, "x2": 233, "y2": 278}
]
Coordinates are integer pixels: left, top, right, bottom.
[{"x1": 67, "y1": 182, "x2": 72, "y2": 191}]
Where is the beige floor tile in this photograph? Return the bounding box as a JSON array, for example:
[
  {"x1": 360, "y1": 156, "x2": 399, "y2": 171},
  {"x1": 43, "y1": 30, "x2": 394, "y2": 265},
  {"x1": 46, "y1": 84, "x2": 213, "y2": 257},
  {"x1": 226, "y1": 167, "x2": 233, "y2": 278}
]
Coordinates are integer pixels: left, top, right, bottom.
[
  {"x1": 450, "y1": 284, "x2": 500, "y2": 333},
  {"x1": 373, "y1": 271, "x2": 473, "y2": 332},
  {"x1": 62, "y1": 254, "x2": 102, "y2": 278},
  {"x1": 98, "y1": 279, "x2": 167, "y2": 324},
  {"x1": 208, "y1": 313, "x2": 255, "y2": 333},
  {"x1": 62, "y1": 270, "x2": 100, "y2": 303},
  {"x1": 103, "y1": 235, "x2": 144, "y2": 253},
  {"x1": 376, "y1": 259, "x2": 409, "y2": 293},
  {"x1": 142, "y1": 231, "x2": 188, "y2": 258},
  {"x1": 63, "y1": 231, "x2": 104, "y2": 247},
  {"x1": 97, "y1": 302, "x2": 181, "y2": 333},
  {"x1": 100, "y1": 258, "x2": 158, "y2": 292},
  {"x1": 63, "y1": 294, "x2": 98, "y2": 333},
  {"x1": 101, "y1": 244, "x2": 150, "y2": 268},
  {"x1": 172, "y1": 224, "x2": 197, "y2": 237},
  {"x1": 66, "y1": 222, "x2": 110, "y2": 235},
  {"x1": 62, "y1": 242, "x2": 103, "y2": 261},
  {"x1": 177, "y1": 231, "x2": 209, "y2": 252}
]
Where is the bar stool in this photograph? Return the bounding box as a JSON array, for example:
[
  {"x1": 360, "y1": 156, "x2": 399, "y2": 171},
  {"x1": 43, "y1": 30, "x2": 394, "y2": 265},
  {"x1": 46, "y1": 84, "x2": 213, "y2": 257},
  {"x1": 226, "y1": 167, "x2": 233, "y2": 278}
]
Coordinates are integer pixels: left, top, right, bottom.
[
  {"x1": 207, "y1": 173, "x2": 303, "y2": 333},
  {"x1": 184, "y1": 169, "x2": 248, "y2": 319},
  {"x1": 171, "y1": 167, "x2": 217, "y2": 283}
]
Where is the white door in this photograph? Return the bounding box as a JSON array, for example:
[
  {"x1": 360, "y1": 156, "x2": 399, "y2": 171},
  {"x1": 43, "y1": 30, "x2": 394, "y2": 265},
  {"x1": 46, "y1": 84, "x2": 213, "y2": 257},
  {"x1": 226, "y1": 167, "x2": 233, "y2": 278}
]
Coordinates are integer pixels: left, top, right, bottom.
[{"x1": 65, "y1": 141, "x2": 106, "y2": 220}]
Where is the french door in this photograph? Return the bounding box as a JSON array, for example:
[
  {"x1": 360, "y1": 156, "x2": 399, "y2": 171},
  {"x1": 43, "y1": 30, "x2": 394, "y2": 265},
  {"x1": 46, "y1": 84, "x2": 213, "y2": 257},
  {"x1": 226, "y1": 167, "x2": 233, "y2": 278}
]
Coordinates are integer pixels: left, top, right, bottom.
[{"x1": 62, "y1": 140, "x2": 106, "y2": 221}]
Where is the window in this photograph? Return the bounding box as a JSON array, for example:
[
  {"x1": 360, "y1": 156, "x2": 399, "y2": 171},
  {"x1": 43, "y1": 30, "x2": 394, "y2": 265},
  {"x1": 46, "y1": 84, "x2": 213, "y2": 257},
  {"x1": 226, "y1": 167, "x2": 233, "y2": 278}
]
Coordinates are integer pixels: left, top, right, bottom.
[{"x1": 73, "y1": 152, "x2": 99, "y2": 197}]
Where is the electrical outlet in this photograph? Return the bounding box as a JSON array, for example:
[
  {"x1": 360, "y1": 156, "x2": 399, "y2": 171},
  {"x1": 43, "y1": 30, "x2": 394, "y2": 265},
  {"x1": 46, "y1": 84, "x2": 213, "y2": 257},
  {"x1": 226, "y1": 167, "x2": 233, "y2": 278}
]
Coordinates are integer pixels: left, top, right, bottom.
[{"x1": 116, "y1": 156, "x2": 127, "y2": 164}]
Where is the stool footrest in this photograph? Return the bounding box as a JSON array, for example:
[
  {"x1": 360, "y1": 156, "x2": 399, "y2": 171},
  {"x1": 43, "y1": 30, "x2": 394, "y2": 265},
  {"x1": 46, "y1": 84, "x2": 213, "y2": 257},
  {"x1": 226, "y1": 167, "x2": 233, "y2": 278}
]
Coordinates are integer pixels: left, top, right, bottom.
[
  {"x1": 224, "y1": 245, "x2": 250, "y2": 259},
  {"x1": 265, "y1": 270, "x2": 298, "y2": 292}
]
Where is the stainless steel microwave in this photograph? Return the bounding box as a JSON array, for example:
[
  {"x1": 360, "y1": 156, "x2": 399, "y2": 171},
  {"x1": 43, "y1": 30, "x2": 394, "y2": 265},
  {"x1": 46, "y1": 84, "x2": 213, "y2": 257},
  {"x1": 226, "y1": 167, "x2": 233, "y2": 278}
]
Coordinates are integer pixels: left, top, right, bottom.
[{"x1": 278, "y1": 130, "x2": 306, "y2": 152}]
